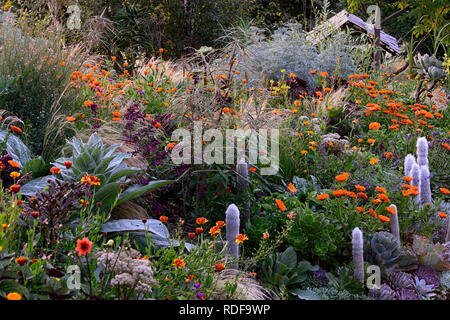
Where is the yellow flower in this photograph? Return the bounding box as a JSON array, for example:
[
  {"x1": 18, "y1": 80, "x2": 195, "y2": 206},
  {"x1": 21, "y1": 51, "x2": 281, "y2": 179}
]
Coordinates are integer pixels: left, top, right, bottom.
[
  {"x1": 173, "y1": 258, "x2": 186, "y2": 269},
  {"x1": 10, "y1": 171, "x2": 20, "y2": 179},
  {"x1": 369, "y1": 158, "x2": 379, "y2": 165},
  {"x1": 235, "y1": 234, "x2": 249, "y2": 244}
]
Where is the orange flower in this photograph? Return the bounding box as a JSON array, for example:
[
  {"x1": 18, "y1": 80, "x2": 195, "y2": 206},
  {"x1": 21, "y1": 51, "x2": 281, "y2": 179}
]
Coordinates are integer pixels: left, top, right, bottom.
[
  {"x1": 235, "y1": 234, "x2": 249, "y2": 244},
  {"x1": 316, "y1": 194, "x2": 329, "y2": 200},
  {"x1": 195, "y1": 227, "x2": 204, "y2": 234},
  {"x1": 80, "y1": 174, "x2": 101, "y2": 186},
  {"x1": 160, "y1": 216, "x2": 168, "y2": 223},
  {"x1": 438, "y1": 212, "x2": 447, "y2": 218},
  {"x1": 159, "y1": 48, "x2": 164, "y2": 53},
  {"x1": 262, "y1": 232, "x2": 270, "y2": 239},
  {"x1": 440, "y1": 188, "x2": 450, "y2": 194},
  {"x1": 369, "y1": 122, "x2": 381, "y2": 130},
  {"x1": 249, "y1": 167, "x2": 257, "y2": 173},
  {"x1": 378, "y1": 215, "x2": 390, "y2": 222},
  {"x1": 335, "y1": 172, "x2": 349, "y2": 182},
  {"x1": 166, "y1": 142, "x2": 176, "y2": 151},
  {"x1": 75, "y1": 238, "x2": 92, "y2": 256},
  {"x1": 214, "y1": 263, "x2": 226, "y2": 271},
  {"x1": 209, "y1": 226, "x2": 221, "y2": 237},
  {"x1": 309, "y1": 70, "x2": 317, "y2": 75},
  {"x1": 64, "y1": 161, "x2": 72, "y2": 169},
  {"x1": 404, "y1": 176, "x2": 413, "y2": 182},
  {"x1": 275, "y1": 199, "x2": 286, "y2": 211},
  {"x1": 287, "y1": 183, "x2": 297, "y2": 194},
  {"x1": 196, "y1": 217, "x2": 208, "y2": 225},
  {"x1": 375, "y1": 186, "x2": 387, "y2": 194},
  {"x1": 173, "y1": 258, "x2": 186, "y2": 269},
  {"x1": 8, "y1": 160, "x2": 19, "y2": 168},
  {"x1": 188, "y1": 232, "x2": 196, "y2": 239},
  {"x1": 386, "y1": 206, "x2": 396, "y2": 215},
  {"x1": 367, "y1": 138, "x2": 375, "y2": 144},
  {"x1": 10, "y1": 171, "x2": 20, "y2": 179},
  {"x1": 357, "y1": 192, "x2": 368, "y2": 199},
  {"x1": 66, "y1": 116, "x2": 76, "y2": 122},
  {"x1": 154, "y1": 122, "x2": 161, "y2": 128},
  {"x1": 9, "y1": 184, "x2": 21, "y2": 193},
  {"x1": 6, "y1": 292, "x2": 22, "y2": 300},
  {"x1": 369, "y1": 209, "x2": 377, "y2": 218},
  {"x1": 355, "y1": 185, "x2": 366, "y2": 191},
  {"x1": 10, "y1": 126, "x2": 22, "y2": 133},
  {"x1": 369, "y1": 158, "x2": 379, "y2": 165},
  {"x1": 15, "y1": 257, "x2": 27, "y2": 265},
  {"x1": 50, "y1": 167, "x2": 61, "y2": 174},
  {"x1": 215, "y1": 221, "x2": 226, "y2": 228},
  {"x1": 356, "y1": 207, "x2": 365, "y2": 213}
]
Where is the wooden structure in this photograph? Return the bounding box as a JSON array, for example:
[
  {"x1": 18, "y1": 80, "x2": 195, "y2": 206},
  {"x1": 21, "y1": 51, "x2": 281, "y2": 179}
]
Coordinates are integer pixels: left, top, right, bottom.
[{"x1": 306, "y1": 9, "x2": 400, "y2": 55}]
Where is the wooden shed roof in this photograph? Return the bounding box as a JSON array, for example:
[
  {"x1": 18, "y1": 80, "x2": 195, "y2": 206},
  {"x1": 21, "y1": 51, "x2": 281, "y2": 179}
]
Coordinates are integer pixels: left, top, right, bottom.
[{"x1": 306, "y1": 9, "x2": 400, "y2": 54}]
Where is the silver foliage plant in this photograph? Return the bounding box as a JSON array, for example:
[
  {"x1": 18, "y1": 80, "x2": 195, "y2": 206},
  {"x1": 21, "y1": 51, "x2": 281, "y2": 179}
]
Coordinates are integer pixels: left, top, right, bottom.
[{"x1": 232, "y1": 23, "x2": 356, "y2": 88}]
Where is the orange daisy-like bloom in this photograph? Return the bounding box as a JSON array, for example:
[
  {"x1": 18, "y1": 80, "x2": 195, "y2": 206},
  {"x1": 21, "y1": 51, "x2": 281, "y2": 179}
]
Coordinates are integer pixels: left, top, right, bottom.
[
  {"x1": 357, "y1": 192, "x2": 368, "y2": 199},
  {"x1": 367, "y1": 138, "x2": 376, "y2": 144},
  {"x1": 50, "y1": 167, "x2": 61, "y2": 174},
  {"x1": 209, "y1": 226, "x2": 221, "y2": 237},
  {"x1": 80, "y1": 175, "x2": 101, "y2": 186},
  {"x1": 235, "y1": 234, "x2": 249, "y2": 244},
  {"x1": 438, "y1": 212, "x2": 448, "y2": 218},
  {"x1": 354, "y1": 185, "x2": 366, "y2": 191},
  {"x1": 377, "y1": 194, "x2": 390, "y2": 202},
  {"x1": 287, "y1": 183, "x2": 297, "y2": 194},
  {"x1": 275, "y1": 199, "x2": 286, "y2": 211},
  {"x1": 375, "y1": 186, "x2": 387, "y2": 194},
  {"x1": 9, "y1": 184, "x2": 21, "y2": 193},
  {"x1": 10, "y1": 125, "x2": 22, "y2": 133},
  {"x1": 333, "y1": 189, "x2": 348, "y2": 197},
  {"x1": 159, "y1": 216, "x2": 168, "y2": 223},
  {"x1": 309, "y1": 70, "x2": 317, "y2": 75},
  {"x1": 173, "y1": 258, "x2": 186, "y2": 269},
  {"x1": 8, "y1": 160, "x2": 20, "y2": 168},
  {"x1": 249, "y1": 167, "x2": 257, "y2": 173},
  {"x1": 370, "y1": 158, "x2": 379, "y2": 165},
  {"x1": 378, "y1": 215, "x2": 390, "y2": 222},
  {"x1": 10, "y1": 171, "x2": 20, "y2": 179},
  {"x1": 335, "y1": 172, "x2": 349, "y2": 182},
  {"x1": 188, "y1": 232, "x2": 196, "y2": 239},
  {"x1": 346, "y1": 191, "x2": 357, "y2": 199},
  {"x1": 64, "y1": 161, "x2": 72, "y2": 169},
  {"x1": 369, "y1": 209, "x2": 377, "y2": 218},
  {"x1": 6, "y1": 292, "x2": 22, "y2": 300},
  {"x1": 214, "y1": 263, "x2": 226, "y2": 271},
  {"x1": 195, "y1": 227, "x2": 203, "y2": 234},
  {"x1": 15, "y1": 257, "x2": 27, "y2": 265},
  {"x1": 404, "y1": 176, "x2": 413, "y2": 182},
  {"x1": 196, "y1": 217, "x2": 208, "y2": 225},
  {"x1": 154, "y1": 122, "x2": 161, "y2": 128},
  {"x1": 386, "y1": 206, "x2": 396, "y2": 215},
  {"x1": 215, "y1": 221, "x2": 226, "y2": 228},
  {"x1": 66, "y1": 116, "x2": 76, "y2": 122},
  {"x1": 316, "y1": 194, "x2": 329, "y2": 200},
  {"x1": 440, "y1": 188, "x2": 450, "y2": 194},
  {"x1": 356, "y1": 207, "x2": 365, "y2": 213},
  {"x1": 75, "y1": 238, "x2": 93, "y2": 256},
  {"x1": 369, "y1": 122, "x2": 381, "y2": 130},
  {"x1": 166, "y1": 142, "x2": 176, "y2": 151},
  {"x1": 112, "y1": 117, "x2": 121, "y2": 122}
]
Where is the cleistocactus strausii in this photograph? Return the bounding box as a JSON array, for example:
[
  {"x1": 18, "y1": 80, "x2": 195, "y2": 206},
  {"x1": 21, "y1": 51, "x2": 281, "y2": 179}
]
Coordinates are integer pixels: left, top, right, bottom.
[
  {"x1": 236, "y1": 158, "x2": 250, "y2": 225},
  {"x1": 389, "y1": 204, "x2": 400, "y2": 245},
  {"x1": 419, "y1": 166, "x2": 432, "y2": 205},
  {"x1": 404, "y1": 154, "x2": 416, "y2": 178},
  {"x1": 416, "y1": 137, "x2": 429, "y2": 168},
  {"x1": 225, "y1": 204, "x2": 240, "y2": 269},
  {"x1": 446, "y1": 216, "x2": 450, "y2": 243},
  {"x1": 352, "y1": 227, "x2": 364, "y2": 283},
  {"x1": 410, "y1": 163, "x2": 420, "y2": 188}
]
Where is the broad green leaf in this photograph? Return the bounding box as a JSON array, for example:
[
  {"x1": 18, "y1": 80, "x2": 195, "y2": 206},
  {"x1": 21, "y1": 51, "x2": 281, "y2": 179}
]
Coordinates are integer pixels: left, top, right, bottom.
[{"x1": 117, "y1": 180, "x2": 174, "y2": 206}]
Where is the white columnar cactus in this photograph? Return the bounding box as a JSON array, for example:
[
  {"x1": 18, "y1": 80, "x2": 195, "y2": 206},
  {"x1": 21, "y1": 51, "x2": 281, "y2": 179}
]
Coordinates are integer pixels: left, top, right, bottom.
[
  {"x1": 352, "y1": 227, "x2": 364, "y2": 283},
  {"x1": 416, "y1": 137, "x2": 429, "y2": 168},
  {"x1": 446, "y1": 217, "x2": 450, "y2": 243},
  {"x1": 419, "y1": 166, "x2": 432, "y2": 205},
  {"x1": 410, "y1": 163, "x2": 420, "y2": 188},
  {"x1": 225, "y1": 204, "x2": 240, "y2": 269},
  {"x1": 388, "y1": 204, "x2": 400, "y2": 245},
  {"x1": 404, "y1": 154, "x2": 416, "y2": 178},
  {"x1": 236, "y1": 158, "x2": 250, "y2": 224}
]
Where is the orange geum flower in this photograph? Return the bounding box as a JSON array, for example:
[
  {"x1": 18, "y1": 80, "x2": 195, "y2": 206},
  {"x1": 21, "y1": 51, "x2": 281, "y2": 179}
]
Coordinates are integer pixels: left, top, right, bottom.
[
  {"x1": 196, "y1": 217, "x2": 208, "y2": 225},
  {"x1": 50, "y1": 167, "x2": 61, "y2": 174},
  {"x1": 195, "y1": 227, "x2": 204, "y2": 234},
  {"x1": 438, "y1": 212, "x2": 447, "y2": 218},
  {"x1": 15, "y1": 257, "x2": 27, "y2": 265},
  {"x1": 404, "y1": 176, "x2": 413, "y2": 182},
  {"x1": 209, "y1": 226, "x2": 221, "y2": 237},
  {"x1": 378, "y1": 215, "x2": 390, "y2": 222},
  {"x1": 214, "y1": 263, "x2": 226, "y2": 271},
  {"x1": 316, "y1": 194, "x2": 329, "y2": 200},
  {"x1": 386, "y1": 206, "x2": 396, "y2": 215},
  {"x1": 173, "y1": 258, "x2": 186, "y2": 269},
  {"x1": 235, "y1": 234, "x2": 249, "y2": 244},
  {"x1": 275, "y1": 199, "x2": 287, "y2": 211},
  {"x1": 369, "y1": 122, "x2": 381, "y2": 130},
  {"x1": 355, "y1": 185, "x2": 366, "y2": 191},
  {"x1": 440, "y1": 188, "x2": 450, "y2": 194},
  {"x1": 159, "y1": 216, "x2": 168, "y2": 223}
]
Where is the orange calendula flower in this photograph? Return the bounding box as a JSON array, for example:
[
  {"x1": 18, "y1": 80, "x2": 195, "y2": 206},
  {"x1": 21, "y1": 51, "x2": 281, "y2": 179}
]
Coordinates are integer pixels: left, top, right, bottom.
[
  {"x1": 50, "y1": 167, "x2": 61, "y2": 174},
  {"x1": 386, "y1": 206, "x2": 396, "y2": 215},
  {"x1": 215, "y1": 221, "x2": 226, "y2": 228},
  {"x1": 75, "y1": 238, "x2": 92, "y2": 256},
  {"x1": 166, "y1": 142, "x2": 176, "y2": 151},
  {"x1": 378, "y1": 215, "x2": 390, "y2": 222},
  {"x1": 214, "y1": 263, "x2": 226, "y2": 271},
  {"x1": 173, "y1": 258, "x2": 186, "y2": 269},
  {"x1": 369, "y1": 209, "x2": 377, "y2": 218},
  {"x1": 209, "y1": 226, "x2": 221, "y2": 237},
  {"x1": 275, "y1": 199, "x2": 286, "y2": 211},
  {"x1": 316, "y1": 194, "x2": 329, "y2": 200},
  {"x1": 333, "y1": 189, "x2": 348, "y2": 197},
  {"x1": 196, "y1": 217, "x2": 208, "y2": 225},
  {"x1": 367, "y1": 138, "x2": 376, "y2": 144},
  {"x1": 195, "y1": 227, "x2": 203, "y2": 234},
  {"x1": 6, "y1": 292, "x2": 22, "y2": 300},
  {"x1": 66, "y1": 116, "x2": 76, "y2": 122},
  {"x1": 159, "y1": 216, "x2": 168, "y2": 223},
  {"x1": 356, "y1": 207, "x2": 365, "y2": 213},
  {"x1": 10, "y1": 171, "x2": 20, "y2": 179},
  {"x1": 369, "y1": 122, "x2": 381, "y2": 130},
  {"x1": 369, "y1": 158, "x2": 379, "y2": 165},
  {"x1": 440, "y1": 188, "x2": 450, "y2": 194},
  {"x1": 15, "y1": 257, "x2": 27, "y2": 265},
  {"x1": 249, "y1": 167, "x2": 257, "y2": 173},
  {"x1": 438, "y1": 212, "x2": 447, "y2": 218},
  {"x1": 235, "y1": 234, "x2": 249, "y2": 244},
  {"x1": 80, "y1": 175, "x2": 101, "y2": 186},
  {"x1": 375, "y1": 186, "x2": 387, "y2": 194},
  {"x1": 404, "y1": 176, "x2": 413, "y2": 182},
  {"x1": 8, "y1": 160, "x2": 19, "y2": 168},
  {"x1": 10, "y1": 126, "x2": 22, "y2": 133},
  {"x1": 355, "y1": 185, "x2": 366, "y2": 191},
  {"x1": 335, "y1": 172, "x2": 349, "y2": 182},
  {"x1": 287, "y1": 183, "x2": 297, "y2": 194},
  {"x1": 357, "y1": 192, "x2": 368, "y2": 199},
  {"x1": 9, "y1": 184, "x2": 21, "y2": 193}
]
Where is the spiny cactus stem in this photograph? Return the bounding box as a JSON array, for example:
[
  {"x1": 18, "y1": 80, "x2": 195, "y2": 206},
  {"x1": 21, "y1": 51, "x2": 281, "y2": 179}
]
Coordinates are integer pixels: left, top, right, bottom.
[
  {"x1": 352, "y1": 227, "x2": 364, "y2": 283},
  {"x1": 225, "y1": 204, "x2": 240, "y2": 269},
  {"x1": 389, "y1": 205, "x2": 400, "y2": 245}
]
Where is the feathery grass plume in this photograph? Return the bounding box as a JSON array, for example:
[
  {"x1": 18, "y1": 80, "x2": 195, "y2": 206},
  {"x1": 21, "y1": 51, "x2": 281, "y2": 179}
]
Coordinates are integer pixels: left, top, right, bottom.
[
  {"x1": 389, "y1": 204, "x2": 400, "y2": 245},
  {"x1": 225, "y1": 204, "x2": 240, "y2": 269},
  {"x1": 211, "y1": 269, "x2": 271, "y2": 300},
  {"x1": 404, "y1": 154, "x2": 416, "y2": 177},
  {"x1": 352, "y1": 227, "x2": 364, "y2": 283},
  {"x1": 236, "y1": 158, "x2": 250, "y2": 225},
  {"x1": 416, "y1": 137, "x2": 429, "y2": 168},
  {"x1": 419, "y1": 166, "x2": 432, "y2": 205}
]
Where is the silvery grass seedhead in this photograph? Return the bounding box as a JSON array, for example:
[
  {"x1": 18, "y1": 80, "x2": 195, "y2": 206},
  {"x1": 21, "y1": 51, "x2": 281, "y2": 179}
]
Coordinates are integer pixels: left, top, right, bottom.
[
  {"x1": 226, "y1": 204, "x2": 240, "y2": 269},
  {"x1": 416, "y1": 137, "x2": 429, "y2": 168},
  {"x1": 352, "y1": 227, "x2": 364, "y2": 283}
]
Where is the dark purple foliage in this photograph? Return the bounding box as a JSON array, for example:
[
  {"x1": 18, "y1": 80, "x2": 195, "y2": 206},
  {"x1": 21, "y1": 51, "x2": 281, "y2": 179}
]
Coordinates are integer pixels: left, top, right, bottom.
[
  {"x1": 414, "y1": 265, "x2": 441, "y2": 290},
  {"x1": 397, "y1": 288, "x2": 419, "y2": 300},
  {"x1": 312, "y1": 267, "x2": 328, "y2": 287}
]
